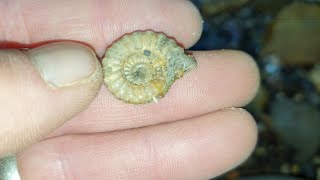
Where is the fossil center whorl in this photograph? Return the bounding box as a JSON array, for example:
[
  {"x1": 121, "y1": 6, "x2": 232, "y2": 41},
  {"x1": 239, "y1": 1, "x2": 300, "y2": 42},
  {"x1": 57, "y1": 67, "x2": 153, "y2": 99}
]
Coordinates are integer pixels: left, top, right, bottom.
[
  {"x1": 122, "y1": 50, "x2": 165, "y2": 86},
  {"x1": 123, "y1": 62, "x2": 154, "y2": 85}
]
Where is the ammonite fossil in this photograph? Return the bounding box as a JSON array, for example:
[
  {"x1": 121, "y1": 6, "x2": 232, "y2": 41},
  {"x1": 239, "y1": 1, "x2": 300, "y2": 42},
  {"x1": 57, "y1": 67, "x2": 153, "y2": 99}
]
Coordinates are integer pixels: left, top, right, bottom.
[{"x1": 102, "y1": 30, "x2": 197, "y2": 104}]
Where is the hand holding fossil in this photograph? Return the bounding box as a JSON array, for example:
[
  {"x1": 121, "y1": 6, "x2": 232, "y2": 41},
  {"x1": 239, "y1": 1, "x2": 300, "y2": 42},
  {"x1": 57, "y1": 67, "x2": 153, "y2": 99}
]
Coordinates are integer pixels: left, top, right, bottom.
[{"x1": 0, "y1": 0, "x2": 259, "y2": 179}]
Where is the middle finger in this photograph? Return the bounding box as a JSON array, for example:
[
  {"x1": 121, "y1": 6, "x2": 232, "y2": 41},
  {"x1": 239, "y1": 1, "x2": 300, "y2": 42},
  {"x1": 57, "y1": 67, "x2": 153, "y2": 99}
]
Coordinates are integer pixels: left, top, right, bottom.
[{"x1": 50, "y1": 50, "x2": 259, "y2": 136}]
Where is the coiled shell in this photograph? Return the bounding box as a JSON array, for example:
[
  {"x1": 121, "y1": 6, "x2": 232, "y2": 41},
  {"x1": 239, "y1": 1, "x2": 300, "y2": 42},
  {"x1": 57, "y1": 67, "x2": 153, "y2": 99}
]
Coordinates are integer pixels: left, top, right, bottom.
[{"x1": 102, "y1": 30, "x2": 197, "y2": 104}]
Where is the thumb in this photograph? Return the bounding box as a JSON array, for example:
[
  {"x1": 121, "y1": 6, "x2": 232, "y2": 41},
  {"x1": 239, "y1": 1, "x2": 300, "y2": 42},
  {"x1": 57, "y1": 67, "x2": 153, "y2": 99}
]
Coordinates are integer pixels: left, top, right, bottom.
[{"x1": 0, "y1": 42, "x2": 102, "y2": 157}]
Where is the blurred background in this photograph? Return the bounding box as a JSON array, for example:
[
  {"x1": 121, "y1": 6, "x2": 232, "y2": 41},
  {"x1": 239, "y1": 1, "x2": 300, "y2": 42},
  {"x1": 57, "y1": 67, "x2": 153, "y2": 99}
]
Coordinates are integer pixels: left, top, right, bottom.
[{"x1": 190, "y1": 0, "x2": 320, "y2": 179}]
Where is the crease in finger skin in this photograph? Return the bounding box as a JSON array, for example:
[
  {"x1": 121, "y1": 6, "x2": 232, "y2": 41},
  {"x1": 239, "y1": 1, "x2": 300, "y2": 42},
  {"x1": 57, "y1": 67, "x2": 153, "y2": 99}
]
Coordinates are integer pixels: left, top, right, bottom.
[{"x1": 17, "y1": 108, "x2": 258, "y2": 180}]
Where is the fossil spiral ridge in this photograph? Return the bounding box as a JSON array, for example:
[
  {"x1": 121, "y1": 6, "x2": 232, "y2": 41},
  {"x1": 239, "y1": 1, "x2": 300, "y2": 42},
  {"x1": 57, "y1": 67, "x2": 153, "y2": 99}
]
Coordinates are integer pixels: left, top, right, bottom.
[{"x1": 102, "y1": 30, "x2": 197, "y2": 104}]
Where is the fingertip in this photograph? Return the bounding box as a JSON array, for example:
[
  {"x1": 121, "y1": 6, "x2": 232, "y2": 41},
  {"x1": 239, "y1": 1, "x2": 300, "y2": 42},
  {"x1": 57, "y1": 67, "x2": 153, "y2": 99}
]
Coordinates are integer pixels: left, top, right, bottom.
[
  {"x1": 192, "y1": 50, "x2": 260, "y2": 106},
  {"x1": 184, "y1": 0, "x2": 204, "y2": 47},
  {"x1": 190, "y1": 108, "x2": 258, "y2": 178},
  {"x1": 224, "y1": 108, "x2": 258, "y2": 162},
  {"x1": 232, "y1": 51, "x2": 261, "y2": 105}
]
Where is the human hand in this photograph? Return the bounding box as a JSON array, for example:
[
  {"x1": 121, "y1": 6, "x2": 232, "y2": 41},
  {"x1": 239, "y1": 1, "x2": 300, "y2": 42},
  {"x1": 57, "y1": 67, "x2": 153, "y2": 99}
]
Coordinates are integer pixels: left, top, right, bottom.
[{"x1": 0, "y1": 0, "x2": 259, "y2": 179}]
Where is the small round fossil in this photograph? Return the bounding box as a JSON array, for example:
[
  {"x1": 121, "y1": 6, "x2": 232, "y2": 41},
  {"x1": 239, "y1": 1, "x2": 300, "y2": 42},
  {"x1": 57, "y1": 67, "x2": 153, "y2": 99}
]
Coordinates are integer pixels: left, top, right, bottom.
[{"x1": 102, "y1": 30, "x2": 197, "y2": 104}]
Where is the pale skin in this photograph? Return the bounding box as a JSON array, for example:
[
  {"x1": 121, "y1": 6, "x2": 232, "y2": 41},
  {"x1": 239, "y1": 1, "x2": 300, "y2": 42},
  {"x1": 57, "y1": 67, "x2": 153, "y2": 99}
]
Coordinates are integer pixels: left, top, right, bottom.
[{"x1": 0, "y1": 0, "x2": 260, "y2": 179}]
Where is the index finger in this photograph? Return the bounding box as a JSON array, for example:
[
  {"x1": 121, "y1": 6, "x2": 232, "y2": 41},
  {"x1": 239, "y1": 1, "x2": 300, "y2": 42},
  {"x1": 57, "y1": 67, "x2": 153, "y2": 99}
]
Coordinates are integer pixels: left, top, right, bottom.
[{"x1": 0, "y1": 0, "x2": 203, "y2": 56}]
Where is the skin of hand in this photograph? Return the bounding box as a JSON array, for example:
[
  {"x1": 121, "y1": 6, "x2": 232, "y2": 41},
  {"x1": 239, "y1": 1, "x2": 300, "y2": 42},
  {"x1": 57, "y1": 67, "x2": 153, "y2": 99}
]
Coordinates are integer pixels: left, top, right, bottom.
[{"x1": 0, "y1": 0, "x2": 260, "y2": 179}]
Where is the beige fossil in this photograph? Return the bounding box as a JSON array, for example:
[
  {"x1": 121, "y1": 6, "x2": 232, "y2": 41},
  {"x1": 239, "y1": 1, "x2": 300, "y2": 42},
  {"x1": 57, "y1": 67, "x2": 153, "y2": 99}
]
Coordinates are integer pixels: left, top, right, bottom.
[{"x1": 102, "y1": 30, "x2": 197, "y2": 104}]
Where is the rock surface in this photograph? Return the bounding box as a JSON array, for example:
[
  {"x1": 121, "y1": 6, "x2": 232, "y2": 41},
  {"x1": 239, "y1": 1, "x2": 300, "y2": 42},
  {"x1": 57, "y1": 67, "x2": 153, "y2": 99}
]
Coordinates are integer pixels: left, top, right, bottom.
[{"x1": 263, "y1": 2, "x2": 320, "y2": 66}]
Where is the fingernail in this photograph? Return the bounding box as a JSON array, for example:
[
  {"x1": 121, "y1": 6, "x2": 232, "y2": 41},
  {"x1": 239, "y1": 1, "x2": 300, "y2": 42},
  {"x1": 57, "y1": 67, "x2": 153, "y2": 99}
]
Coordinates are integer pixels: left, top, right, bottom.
[{"x1": 28, "y1": 42, "x2": 99, "y2": 88}]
